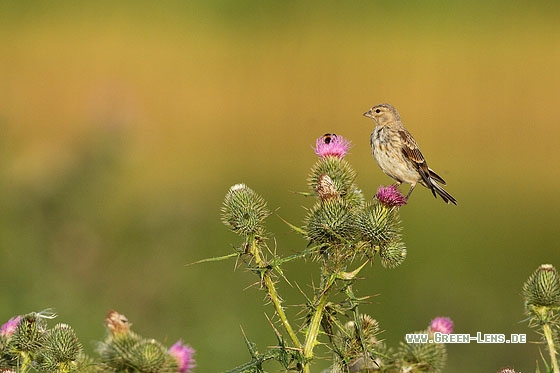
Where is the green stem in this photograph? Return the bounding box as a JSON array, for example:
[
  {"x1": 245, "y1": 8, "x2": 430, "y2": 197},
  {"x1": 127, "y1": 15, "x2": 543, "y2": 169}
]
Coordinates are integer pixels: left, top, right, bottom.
[
  {"x1": 542, "y1": 321, "x2": 560, "y2": 373},
  {"x1": 248, "y1": 237, "x2": 302, "y2": 351},
  {"x1": 19, "y1": 351, "x2": 32, "y2": 373},
  {"x1": 302, "y1": 273, "x2": 337, "y2": 370}
]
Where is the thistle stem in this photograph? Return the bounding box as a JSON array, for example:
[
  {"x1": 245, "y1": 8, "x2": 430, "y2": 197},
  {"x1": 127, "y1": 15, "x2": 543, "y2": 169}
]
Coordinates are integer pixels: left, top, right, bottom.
[
  {"x1": 248, "y1": 237, "x2": 302, "y2": 351},
  {"x1": 302, "y1": 273, "x2": 337, "y2": 369},
  {"x1": 542, "y1": 321, "x2": 560, "y2": 373},
  {"x1": 20, "y1": 351, "x2": 32, "y2": 373}
]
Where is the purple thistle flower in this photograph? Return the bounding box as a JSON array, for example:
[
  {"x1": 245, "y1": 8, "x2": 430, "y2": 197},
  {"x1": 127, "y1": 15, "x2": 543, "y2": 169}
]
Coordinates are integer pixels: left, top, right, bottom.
[
  {"x1": 0, "y1": 315, "x2": 21, "y2": 337},
  {"x1": 169, "y1": 340, "x2": 195, "y2": 373},
  {"x1": 429, "y1": 317, "x2": 454, "y2": 334},
  {"x1": 375, "y1": 185, "x2": 407, "y2": 207},
  {"x1": 314, "y1": 133, "x2": 351, "y2": 159}
]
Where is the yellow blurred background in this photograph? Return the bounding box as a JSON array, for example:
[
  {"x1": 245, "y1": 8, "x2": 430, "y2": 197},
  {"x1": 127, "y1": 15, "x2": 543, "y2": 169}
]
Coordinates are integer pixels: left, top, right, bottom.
[{"x1": 1, "y1": 1, "x2": 560, "y2": 371}]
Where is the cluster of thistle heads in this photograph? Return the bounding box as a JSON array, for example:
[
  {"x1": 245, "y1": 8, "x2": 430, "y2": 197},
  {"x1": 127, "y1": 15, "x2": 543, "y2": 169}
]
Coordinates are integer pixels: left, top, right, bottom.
[
  {"x1": 221, "y1": 134, "x2": 457, "y2": 372},
  {"x1": 0, "y1": 310, "x2": 194, "y2": 373},
  {"x1": 222, "y1": 133, "x2": 408, "y2": 270},
  {"x1": 307, "y1": 133, "x2": 407, "y2": 268}
]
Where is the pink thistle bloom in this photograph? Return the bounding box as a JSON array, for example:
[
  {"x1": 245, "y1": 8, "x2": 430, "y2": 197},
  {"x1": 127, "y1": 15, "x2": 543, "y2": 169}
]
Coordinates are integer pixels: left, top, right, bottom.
[
  {"x1": 169, "y1": 340, "x2": 195, "y2": 373},
  {"x1": 429, "y1": 317, "x2": 454, "y2": 334},
  {"x1": 0, "y1": 315, "x2": 21, "y2": 337},
  {"x1": 376, "y1": 185, "x2": 407, "y2": 207},
  {"x1": 314, "y1": 133, "x2": 351, "y2": 159}
]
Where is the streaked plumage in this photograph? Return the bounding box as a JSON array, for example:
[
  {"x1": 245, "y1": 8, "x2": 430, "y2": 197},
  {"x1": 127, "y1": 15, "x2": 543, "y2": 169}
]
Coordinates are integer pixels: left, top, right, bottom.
[{"x1": 363, "y1": 103, "x2": 457, "y2": 205}]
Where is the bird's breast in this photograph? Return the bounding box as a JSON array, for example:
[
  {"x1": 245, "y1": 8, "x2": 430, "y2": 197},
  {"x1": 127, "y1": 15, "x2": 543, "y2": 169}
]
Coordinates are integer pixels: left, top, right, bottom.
[
  {"x1": 371, "y1": 126, "x2": 421, "y2": 184},
  {"x1": 371, "y1": 126, "x2": 393, "y2": 146}
]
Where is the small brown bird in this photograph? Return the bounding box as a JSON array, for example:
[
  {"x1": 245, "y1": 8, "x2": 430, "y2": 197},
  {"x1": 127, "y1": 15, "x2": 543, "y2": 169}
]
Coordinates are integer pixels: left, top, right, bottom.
[{"x1": 364, "y1": 103, "x2": 457, "y2": 205}]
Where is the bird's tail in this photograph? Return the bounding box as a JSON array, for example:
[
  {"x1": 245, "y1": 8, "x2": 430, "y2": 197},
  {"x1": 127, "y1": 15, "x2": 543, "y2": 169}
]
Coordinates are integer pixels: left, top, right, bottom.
[{"x1": 429, "y1": 180, "x2": 457, "y2": 205}]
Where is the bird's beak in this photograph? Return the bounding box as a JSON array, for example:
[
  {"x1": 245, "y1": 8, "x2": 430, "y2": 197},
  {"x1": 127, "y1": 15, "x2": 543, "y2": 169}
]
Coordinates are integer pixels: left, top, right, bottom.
[{"x1": 363, "y1": 110, "x2": 373, "y2": 118}]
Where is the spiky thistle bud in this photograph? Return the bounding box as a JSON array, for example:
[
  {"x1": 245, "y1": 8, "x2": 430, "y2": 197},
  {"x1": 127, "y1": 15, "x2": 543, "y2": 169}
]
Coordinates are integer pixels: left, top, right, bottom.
[
  {"x1": 399, "y1": 330, "x2": 447, "y2": 373},
  {"x1": 221, "y1": 184, "x2": 270, "y2": 237},
  {"x1": 38, "y1": 323, "x2": 82, "y2": 372},
  {"x1": 98, "y1": 310, "x2": 182, "y2": 372},
  {"x1": 10, "y1": 311, "x2": 55, "y2": 354},
  {"x1": 129, "y1": 339, "x2": 176, "y2": 372},
  {"x1": 99, "y1": 310, "x2": 142, "y2": 371},
  {"x1": 358, "y1": 201, "x2": 402, "y2": 246},
  {"x1": 379, "y1": 241, "x2": 407, "y2": 269},
  {"x1": 309, "y1": 157, "x2": 358, "y2": 200},
  {"x1": 305, "y1": 199, "x2": 357, "y2": 245},
  {"x1": 309, "y1": 134, "x2": 359, "y2": 205},
  {"x1": 522, "y1": 264, "x2": 560, "y2": 308}
]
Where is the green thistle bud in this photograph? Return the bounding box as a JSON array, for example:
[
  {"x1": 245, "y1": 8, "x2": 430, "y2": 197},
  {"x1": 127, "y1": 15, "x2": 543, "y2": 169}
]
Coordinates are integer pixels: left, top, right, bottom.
[
  {"x1": 399, "y1": 330, "x2": 446, "y2": 373},
  {"x1": 358, "y1": 201, "x2": 401, "y2": 245},
  {"x1": 379, "y1": 241, "x2": 407, "y2": 269},
  {"x1": 305, "y1": 199, "x2": 357, "y2": 244},
  {"x1": 38, "y1": 323, "x2": 82, "y2": 371},
  {"x1": 308, "y1": 157, "x2": 358, "y2": 203},
  {"x1": 10, "y1": 311, "x2": 53, "y2": 353},
  {"x1": 74, "y1": 353, "x2": 98, "y2": 373},
  {"x1": 221, "y1": 184, "x2": 271, "y2": 237},
  {"x1": 99, "y1": 310, "x2": 141, "y2": 370},
  {"x1": 99, "y1": 333, "x2": 142, "y2": 371},
  {"x1": 346, "y1": 188, "x2": 365, "y2": 208},
  {"x1": 522, "y1": 264, "x2": 560, "y2": 308},
  {"x1": 98, "y1": 310, "x2": 180, "y2": 372},
  {"x1": 129, "y1": 339, "x2": 174, "y2": 372}
]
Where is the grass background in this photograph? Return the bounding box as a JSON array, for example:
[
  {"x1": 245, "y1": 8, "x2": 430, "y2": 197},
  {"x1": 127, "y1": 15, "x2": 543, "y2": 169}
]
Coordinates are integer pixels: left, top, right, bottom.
[{"x1": 1, "y1": 1, "x2": 560, "y2": 371}]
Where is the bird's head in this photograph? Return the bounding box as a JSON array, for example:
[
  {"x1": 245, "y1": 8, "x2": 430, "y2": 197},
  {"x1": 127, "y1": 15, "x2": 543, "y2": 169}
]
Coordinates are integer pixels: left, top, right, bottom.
[{"x1": 363, "y1": 103, "x2": 400, "y2": 126}]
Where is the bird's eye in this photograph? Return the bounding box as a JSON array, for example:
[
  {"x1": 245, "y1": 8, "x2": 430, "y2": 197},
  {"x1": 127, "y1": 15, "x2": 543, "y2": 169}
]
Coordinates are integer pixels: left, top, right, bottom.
[{"x1": 375, "y1": 109, "x2": 381, "y2": 113}]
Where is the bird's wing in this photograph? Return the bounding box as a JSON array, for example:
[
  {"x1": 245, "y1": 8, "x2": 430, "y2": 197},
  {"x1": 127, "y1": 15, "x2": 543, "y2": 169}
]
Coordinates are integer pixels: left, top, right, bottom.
[
  {"x1": 398, "y1": 129, "x2": 448, "y2": 187},
  {"x1": 398, "y1": 130, "x2": 425, "y2": 164},
  {"x1": 398, "y1": 130, "x2": 433, "y2": 187}
]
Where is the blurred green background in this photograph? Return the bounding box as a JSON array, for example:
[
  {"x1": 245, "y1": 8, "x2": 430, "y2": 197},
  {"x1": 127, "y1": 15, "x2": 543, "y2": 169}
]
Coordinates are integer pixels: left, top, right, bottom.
[{"x1": 1, "y1": 1, "x2": 560, "y2": 372}]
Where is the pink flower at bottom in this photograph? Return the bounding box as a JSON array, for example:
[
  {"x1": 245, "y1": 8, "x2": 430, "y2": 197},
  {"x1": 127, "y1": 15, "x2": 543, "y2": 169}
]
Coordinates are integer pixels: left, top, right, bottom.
[
  {"x1": 429, "y1": 317, "x2": 454, "y2": 334},
  {"x1": 169, "y1": 340, "x2": 195, "y2": 373},
  {"x1": 376, "y1": 185, "x2": 407, "y2": 207},
  {"x1": 0, "y1": 316, "x2": 21, "y2": 337}
]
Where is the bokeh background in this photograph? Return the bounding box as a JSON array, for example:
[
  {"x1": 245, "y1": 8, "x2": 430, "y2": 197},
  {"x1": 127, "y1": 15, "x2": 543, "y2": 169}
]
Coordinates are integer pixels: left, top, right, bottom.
[{"x1": 1, "y1": 1, "x2": 560, "y2": 372}]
